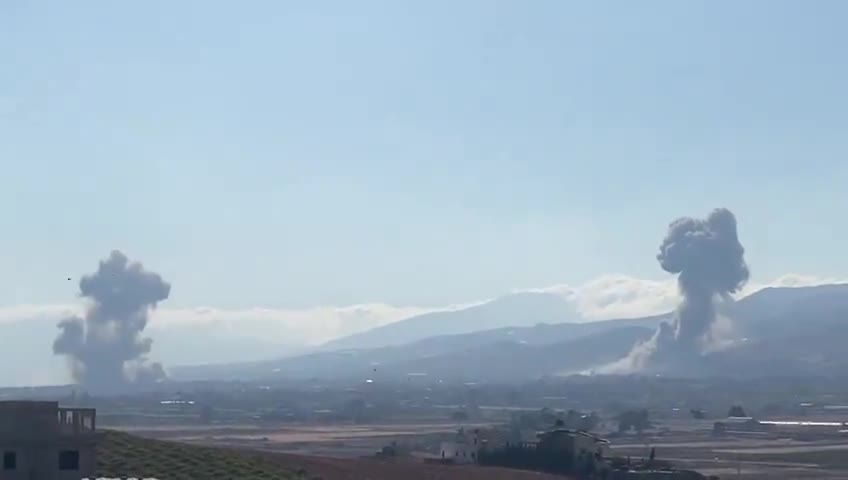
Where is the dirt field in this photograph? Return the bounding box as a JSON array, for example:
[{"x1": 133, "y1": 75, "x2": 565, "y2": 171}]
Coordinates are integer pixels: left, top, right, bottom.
[
  {"x1": 120, "y1": 419, "x2": 848, "y2": 478},
  {"x1": 121, "y1": 422, "x2": 486, "y2": 459},
  {"x1": 613, "y1": 433, "x2": 848, "y2": 478},
  {"x1": 115, "y1": 422, "x2": 581, "y2": 478},
  {"x1": 99, "y1": 429, "x2": 571, "y2": 480},
  {"x1": 121, "y1": 422, "x2": 484, "y2": 438},
  {"x1": 265, "y1": 452, "x2": 572, "y2": 480}
]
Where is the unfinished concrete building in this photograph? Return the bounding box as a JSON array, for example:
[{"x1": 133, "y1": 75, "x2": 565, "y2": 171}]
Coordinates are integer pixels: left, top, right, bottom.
[{"x1": 0, "y1": 401, "x2": 96, "y2": 480}]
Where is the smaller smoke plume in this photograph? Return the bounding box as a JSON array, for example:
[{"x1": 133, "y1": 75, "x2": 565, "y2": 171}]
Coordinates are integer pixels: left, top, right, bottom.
[
  {"x1": 53, "y1": 250, "x2": 170, "y2": 391},
  {"x1": 612, "y1": 208, "x2": 749, "y2": 373}
]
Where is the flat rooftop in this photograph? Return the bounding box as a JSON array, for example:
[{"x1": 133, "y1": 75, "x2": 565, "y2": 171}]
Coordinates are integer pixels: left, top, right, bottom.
[{"x1": 0, "y1": 400, "x2": 59, "y2": 409}]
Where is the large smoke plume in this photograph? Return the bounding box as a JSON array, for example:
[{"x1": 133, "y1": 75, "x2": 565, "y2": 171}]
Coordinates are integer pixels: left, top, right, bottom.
[
  {"x1": 53, "y1": 250, "x2": 170, "y2": 391},
  {"x1": 616, "y1": 208, "x2": 749, "y2": 372}
]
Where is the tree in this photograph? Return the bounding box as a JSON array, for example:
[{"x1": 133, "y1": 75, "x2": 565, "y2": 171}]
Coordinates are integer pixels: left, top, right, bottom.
[
  {"x1": 563, "y1": 409, "x2": 582, "y2": 429},
  {"x1": 727, "y1": 405, "x2": 747, "y2": 418},
  {"x1": 760, "y1": 403, "x2": 783, "y2": 416},
  {"x1": 581, "y1": 412, "x2": 601, "y2": 431},
  {"x1": 506, "y1": 389, "x2": 522, "y2": 406},
  {"x1": 617, "y1": 409, "x2": 650, "y2": 434},
  {"x1": 690, "y1": 409, "x2": 706, "y2": 419},
  {"x1": 345, "y1": 398, "x2": 368, "y2": 423},
  {"x1": 451, "y1": 410, "x2": 470, "y2": 422},
  {"x1": 539, "y1": 407, "x2": 558, "y2": 427},
  {"x1": 564, "y1": 409, "x2": 600, "y2": 431},
  {"x1": 200, "y1": 405, "x2": 215, "y2": 424}
]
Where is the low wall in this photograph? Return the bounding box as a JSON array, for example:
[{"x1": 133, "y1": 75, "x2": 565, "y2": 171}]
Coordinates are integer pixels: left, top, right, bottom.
[{"x1": 609, "y1": 469, "x2": 706, "y2": 480}]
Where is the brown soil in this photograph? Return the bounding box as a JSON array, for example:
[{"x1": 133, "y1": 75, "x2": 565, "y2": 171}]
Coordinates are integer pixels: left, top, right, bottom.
[
  {"x1": 265, "y1": 453, "x2": 571, "y2": 480},
  {"x1": 98, "y1": 429, "x2": 571, "y2": 480}
]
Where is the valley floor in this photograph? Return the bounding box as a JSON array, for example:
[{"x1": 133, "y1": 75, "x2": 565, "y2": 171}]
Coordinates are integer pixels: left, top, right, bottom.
[
  {"x1": 612, "y1": 419, "x2": 848, "y2": 479},
  {"x1": 99, "y1": 428, "x2": 570, "y2": 480},
  {"x1": 111, "y1": 416, "x2": 848, "y2": 479}
]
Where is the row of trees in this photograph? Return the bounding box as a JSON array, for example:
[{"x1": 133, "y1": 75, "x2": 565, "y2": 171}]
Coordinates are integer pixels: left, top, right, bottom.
[
  {"x1": 506, "y1": 406, "x2": 655, "y2": 435},
  {"x1": 498, "y1": 404, "x2": 749, "y2": 437},
  {"x1": 510, "y1": 407, "x2": 602, "y2": 433},
  {"x1": 478, "y1": 444, "x2": 573, "y2": 474},
  {"x1": 615, "y1": 409, "x2": 651, "y2": 434}
]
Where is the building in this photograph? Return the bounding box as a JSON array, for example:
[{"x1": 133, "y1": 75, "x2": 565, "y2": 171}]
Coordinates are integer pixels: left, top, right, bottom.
[
  {"x1": 439, "y1": 428, "x2": 480, "y2": 464},
  {"x1": 712, "y1": 416, "x2": 771, "y2": 435},
  {"x1": 608, "y1": 469, "x2": 708, "y2": 480},
  {"x1": 0, "y1": 401, "x2": 97, "y2": 480},
  {"x1": 537, "y1": 428, "x2": 610, "y2": 464}
]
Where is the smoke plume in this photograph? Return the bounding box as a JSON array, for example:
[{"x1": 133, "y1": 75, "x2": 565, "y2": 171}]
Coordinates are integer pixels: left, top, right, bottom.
[
  {"x1": 615, "y1": 208, "x2": 749, "y2": 372},
  {"x1": 53, "y1": 250, "x2": 170, "y2": 391}
]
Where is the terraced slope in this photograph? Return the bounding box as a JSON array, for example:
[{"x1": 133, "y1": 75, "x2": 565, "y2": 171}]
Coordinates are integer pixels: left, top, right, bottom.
[
  {"x1": 96, "y1": 430, "x2": 305, "y2": 480},
  {"x1": 96, "y1": 429, "x2": 570, "y2": 480}
]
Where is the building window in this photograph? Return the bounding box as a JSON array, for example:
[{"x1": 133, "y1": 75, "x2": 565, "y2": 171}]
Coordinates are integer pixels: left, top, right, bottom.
[
  {"x1": 3, "y1": 451, "x2": 15, "y2": 470},
  {"x1": 58, "y1": 450, "x2": 80, "y2": 470}
]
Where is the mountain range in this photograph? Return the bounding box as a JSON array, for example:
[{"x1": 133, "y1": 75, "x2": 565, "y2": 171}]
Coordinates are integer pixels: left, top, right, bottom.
[
  {"x1": 320, "y1": 291, "x2": 585, "y2": 350},
  {"x1": 5, "y1": 283, "x2": 848, "y2": 387},
  {"x1": 0, "y1": 316, "x2": 303, "y2": 387},
  {"x1": 172, "y1": 283, "x2": 848, "y2": 382}
]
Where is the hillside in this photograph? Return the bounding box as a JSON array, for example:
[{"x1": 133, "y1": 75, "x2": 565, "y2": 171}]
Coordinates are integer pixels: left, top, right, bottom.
[
  {"x1": 173, "y1": 283, "x2": 848, "y2": 382},
  {"x1": 322, "y1": 292, "x2": 582, "y2": 350},
  {"x1": 325, "y1": 283, "x2": 848, "y2": 353},
  {"x1": 172, "y1": 315, "x2": 663, "y2": 382},
  {"x1": 387, "y1": 326, "x2": 655, "y2": 382},
  {"x1": 96, "y1": 430, "x2": 569, "y2": 480},
  {"x1": 174, "y1": 324, "x2": 656, "y2": 382},
  {"x1": 96, "y1": 429, "x2": 304, "y2": 479},
  {"x1": 731, "y1": 284, "x2": 848, "y2": 338}
]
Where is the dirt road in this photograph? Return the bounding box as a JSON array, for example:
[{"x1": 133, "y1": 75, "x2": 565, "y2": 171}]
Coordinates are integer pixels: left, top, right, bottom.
[{"x1": 261, "y1": 452, "x2": 572, "y2": 480}]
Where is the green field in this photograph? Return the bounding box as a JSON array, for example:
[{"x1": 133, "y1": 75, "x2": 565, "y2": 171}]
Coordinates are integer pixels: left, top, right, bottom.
[{"x1": 96, "y1": 430, "x2": 313, "y2": 480}]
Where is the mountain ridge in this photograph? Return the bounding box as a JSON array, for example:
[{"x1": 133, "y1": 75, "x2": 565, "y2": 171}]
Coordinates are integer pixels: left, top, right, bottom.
[
  {"x1": 321, "y1": 291, "x2": 583, "y2": 351},
  {"x1": 172, "y1": 283, "x2": 848, "y2": 382}
]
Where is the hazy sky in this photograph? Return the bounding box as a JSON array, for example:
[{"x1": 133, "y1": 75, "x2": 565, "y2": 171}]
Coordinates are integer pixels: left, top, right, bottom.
[{"x1": 2, "y1": 0, "x2": 847, "y2": 310}]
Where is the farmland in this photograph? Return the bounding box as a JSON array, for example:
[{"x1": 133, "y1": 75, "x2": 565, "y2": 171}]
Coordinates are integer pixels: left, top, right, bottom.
[{"x1": 96, "y1": 429, "x2": 570, "y2": 480}]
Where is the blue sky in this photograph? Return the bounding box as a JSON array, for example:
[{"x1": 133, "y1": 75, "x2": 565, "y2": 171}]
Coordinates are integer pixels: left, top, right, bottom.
[{"x1": 1, "y1": 0, "x2": 847, "y2": 310}]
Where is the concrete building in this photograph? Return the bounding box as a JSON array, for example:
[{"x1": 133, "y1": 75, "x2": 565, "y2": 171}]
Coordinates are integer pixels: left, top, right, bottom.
[
  {"x1": 439, "y1": 428, "x2": 480, "y2": 464},
  {"x1": 712, "y1": 416, "x2": 771, "y2": 435},
  {"x1": 537, "y1": 428, "x2": 610, "y2": 464},
  {"x1": 0, "y1": 401, "x2": 97, "y2": 480}
]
